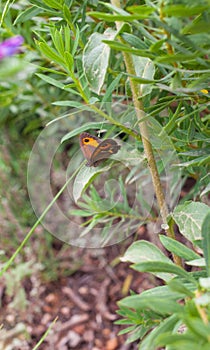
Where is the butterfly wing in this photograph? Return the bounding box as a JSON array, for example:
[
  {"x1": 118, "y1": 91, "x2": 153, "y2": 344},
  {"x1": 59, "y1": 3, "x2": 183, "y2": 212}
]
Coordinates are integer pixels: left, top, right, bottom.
[
  {"x1": 90, "y1": 139, "x2": 120, "y2": 166},
  {"x1": 79, "y1": 132, "x2": 101, "y2": 165}
]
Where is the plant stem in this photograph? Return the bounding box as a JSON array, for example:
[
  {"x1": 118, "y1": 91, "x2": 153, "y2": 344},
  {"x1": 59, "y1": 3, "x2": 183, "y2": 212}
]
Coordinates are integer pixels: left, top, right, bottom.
[{"x1": 111, "y1": 0, "x2": 182, "y2": 266}]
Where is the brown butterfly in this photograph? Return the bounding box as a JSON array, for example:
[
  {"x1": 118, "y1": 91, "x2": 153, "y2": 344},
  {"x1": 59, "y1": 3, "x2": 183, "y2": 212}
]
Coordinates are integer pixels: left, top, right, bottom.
[{"x1": 79, "y1": 132, "x2": 120, "y2": 167}]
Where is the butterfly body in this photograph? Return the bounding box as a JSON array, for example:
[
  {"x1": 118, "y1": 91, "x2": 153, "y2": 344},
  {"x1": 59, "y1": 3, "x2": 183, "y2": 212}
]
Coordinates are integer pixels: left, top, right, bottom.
[{"x1": 79, "y1": 132, "x2": 120, "y2": 167}]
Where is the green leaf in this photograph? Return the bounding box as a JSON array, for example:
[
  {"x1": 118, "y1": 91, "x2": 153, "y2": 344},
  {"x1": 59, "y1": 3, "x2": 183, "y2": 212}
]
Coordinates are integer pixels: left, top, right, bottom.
[
  {"x1": 132, "y1": 261, "x2": 192, "y2": 281},
  {"x1": 14, "y1": 6, "x2": 41, "y2": 24},
  {"x1": 103, "y1": 40, "x2": 155, "y2": 59},
  {"x1": 64, "y1": 51, "x2": 74, "y2": 73},
  {"x1": 102, "y1": 74, "x2": 123, "y2": 102},
  {"x1": 141, "y1": 284, "x2": 190, "y2": 300},
  {"x1": 139, "y1": 315, "x2": 179, "y2": 350},
  {"x1": 182, "y1": 17, "x2": 210, "y2": 34},
  {"x1": 61, "y1": 121, "x2": 113, "y2": 143},
  {"x1": 177, "y1": 155, "x2": 210, "y2": 167},
  {"x1": 185, "y1": 317, "x2": 210, "y2": 340},
  {"x1": 156, "y1": 53, "x2": 198, "y2": 64},
  {"x1": 168, "y1": 279, "x2": 195, "y2": 297},
  {"x1": 72, "y1": 25, "x2": 80, "y2": 55},
  {"x1": 132, "y1": 56, "x2": 155, "y2": 96},
  {"x1": 161, "y1": 5, "x2": 209, "y2": 17},
  {"x1": 38, "y1": 42, "x2": 65, "y2": 66},
  {"x1": 51, "y1": 28, "x2": 65, "y2": 57},
  {"x1": 29, "y1": 0, "x2": 52, "y2": 10},
  {"x1": 121, "y1": 33, "x2": 148, "y2": 50},
  {"x1": 63, "y1": 3, "x2": 72, "y2": 24},
  {"x1": 42, "y1": 0, "x2": 63, "y2": 10},
  {"x1": 186, "y1": 258, "x2": 205, "y2": 267},
  {"x1": 117, "y1": 325, "x2": 136, "y2": 335},
  {"x1": 83, "y1": 29, "x2": 116, "y2": 93},
  {"x1": 126, "y1": 5, "x2": 156, "y2": 16},
  {"x1": 159, "y1": 235, "x2": 200, "y2": 261},
  {"x1": 155, "y1": 333, "x2": 204, "y2": 349},
  {"x1": 119, "y1": 294, "x2": 183, "y2": 315},
  {"x1": 202, "y1": 212, "x2": 210, "y2": 276},
  {"x1": 173, "y1": 202, "x2": 210, "y2": 242},
  {"x1": 125, "y1": 74, "x2": 156, "y2": 84},
  {"x1": 73, "y1": 163, "x2": 114, "y2": 202},
  {"x1": 199, "y1": 277, "x2": 210, "y2": 290},
  {"x1": 87, "y1": 11, "x2": 154, "y2": 21},
  {"x1": 121, "y1": 240, "x2": 174, "y2": 282},
  {"x1": 35, "y1": 73, "x2": 65, "y2": 89}
]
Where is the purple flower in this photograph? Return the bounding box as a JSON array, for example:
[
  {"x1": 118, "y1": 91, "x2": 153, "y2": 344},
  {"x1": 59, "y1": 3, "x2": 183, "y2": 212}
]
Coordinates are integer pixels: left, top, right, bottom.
[{"x1": 0, "y1": 35, "x2": 24, "y2": 60}]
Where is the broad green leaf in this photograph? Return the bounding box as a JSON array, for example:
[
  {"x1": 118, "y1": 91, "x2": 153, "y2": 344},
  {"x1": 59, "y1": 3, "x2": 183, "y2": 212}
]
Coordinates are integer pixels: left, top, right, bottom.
[
  {"x1": 185, "y1": 317, "x2": 210, "y2": 340},
  {"x1": 121, "y1": 240, "x2": 172, "y2": 264},
  {"x1": 202, "y1": 212, "x2": 210, "y2": 276},
  {"x1": 168, "y1": 279, "x2": 195, "y2": 297},
  {"x1": 161, "y1": 5, "x2": 209, "y2": 17},
  {"x1": 155, "y1": 333, "x2": 204, "y2": 349},
  {"x1": 119, "y1": 294, "x2": 183, "y2": 315},
  {"x1": 121, "y1": 240, "x2": 174, "y2": 282},
  {"x1": 173, "y1": 202, "x2": 210, "y2": 242},
  {"x1": 83, "y1": 29, "x2": 116, "y2": 94},
  {"x1": 132, "y1": 56, "x2": 155, "y2": 96},
  {"x1": 132, "y1": 261, "x2": 192, "y2": 281},
  {"x1": 141, "y1": 284, "x2": 190, "y2": 300},
  {"x1": 159, "y1": 235, "x2": 200, "y2": 261},
  {"x1": 73, "y1": 163, "x2": 113, "y2": 202}
]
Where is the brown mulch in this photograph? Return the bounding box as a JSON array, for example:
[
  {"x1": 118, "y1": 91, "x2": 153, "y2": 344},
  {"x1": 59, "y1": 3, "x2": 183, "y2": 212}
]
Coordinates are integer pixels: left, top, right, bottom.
[{"x1": 0, "y1": 227, "x2": 158, "y2": 350}]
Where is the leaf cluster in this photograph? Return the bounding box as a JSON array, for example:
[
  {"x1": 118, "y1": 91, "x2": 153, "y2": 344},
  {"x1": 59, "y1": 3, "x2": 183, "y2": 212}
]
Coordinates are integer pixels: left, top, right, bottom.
[{"x1": 117, "y1": 209, "x2": 210, "y2": 349}]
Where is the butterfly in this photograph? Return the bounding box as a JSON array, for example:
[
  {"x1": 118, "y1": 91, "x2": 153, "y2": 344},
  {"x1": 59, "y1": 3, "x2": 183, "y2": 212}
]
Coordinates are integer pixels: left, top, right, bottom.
[{"x1": 79, "y1": 132, "x2": 121, "y2": 167}]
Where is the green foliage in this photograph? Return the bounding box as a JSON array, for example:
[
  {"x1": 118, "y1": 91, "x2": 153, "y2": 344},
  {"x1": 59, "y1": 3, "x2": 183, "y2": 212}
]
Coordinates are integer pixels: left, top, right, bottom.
[
  {"x1": 117, "y1": 205, "x2": 210, "y2": 348},
  {"x1": 0, "y1": 0, "x2": 210, "y2": 348}
]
